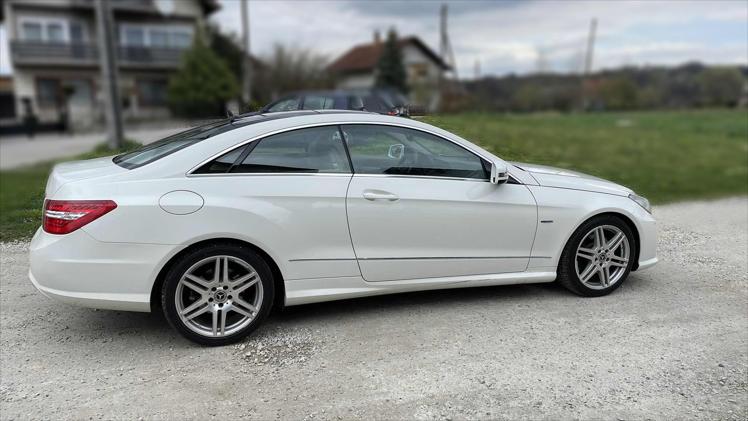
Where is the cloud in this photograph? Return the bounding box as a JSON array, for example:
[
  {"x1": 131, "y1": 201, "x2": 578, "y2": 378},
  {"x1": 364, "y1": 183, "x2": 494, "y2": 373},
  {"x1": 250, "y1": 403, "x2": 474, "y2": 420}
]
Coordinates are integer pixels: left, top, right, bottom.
[{"x1": 212, "y1": 0, "x2": 747, "y2": 77}]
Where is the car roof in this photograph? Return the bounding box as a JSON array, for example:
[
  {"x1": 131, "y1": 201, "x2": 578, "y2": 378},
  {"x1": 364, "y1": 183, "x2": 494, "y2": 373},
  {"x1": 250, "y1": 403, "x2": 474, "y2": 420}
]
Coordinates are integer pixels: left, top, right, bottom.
[{"x1": 127, "y1": 110, "x2": 500, "y2": 178}]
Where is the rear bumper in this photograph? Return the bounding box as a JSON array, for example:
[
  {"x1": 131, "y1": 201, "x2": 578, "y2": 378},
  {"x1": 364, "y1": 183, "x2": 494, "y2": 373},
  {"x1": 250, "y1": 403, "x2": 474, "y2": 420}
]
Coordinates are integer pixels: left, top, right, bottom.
[{"x1": 28, "y1": 227, "x2": 179, "y2": 312}]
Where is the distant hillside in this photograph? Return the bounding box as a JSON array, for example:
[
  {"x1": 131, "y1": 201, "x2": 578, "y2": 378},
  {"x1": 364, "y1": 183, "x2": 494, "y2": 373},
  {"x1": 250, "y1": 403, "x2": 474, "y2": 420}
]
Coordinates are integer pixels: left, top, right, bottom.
[{"x1": 462, "y1": 63, "x2": 748, "y2": 112}]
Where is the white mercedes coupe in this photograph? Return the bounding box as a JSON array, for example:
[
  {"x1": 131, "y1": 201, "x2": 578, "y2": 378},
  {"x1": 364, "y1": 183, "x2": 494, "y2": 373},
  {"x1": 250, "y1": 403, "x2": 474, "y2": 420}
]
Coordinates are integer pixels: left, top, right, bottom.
[{"x1": 30, "y1": 111, "x2": 657, "y2": 345}]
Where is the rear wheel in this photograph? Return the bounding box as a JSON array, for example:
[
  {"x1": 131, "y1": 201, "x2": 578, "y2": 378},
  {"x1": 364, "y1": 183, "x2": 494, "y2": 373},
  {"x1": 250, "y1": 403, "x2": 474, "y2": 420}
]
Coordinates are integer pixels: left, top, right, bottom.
[
  {"x1": 161, "y1": 243, "x2": 274, "y2": 346},
  {"x1": 558, "y1": 215, "x2": 636, "y2": 297}
]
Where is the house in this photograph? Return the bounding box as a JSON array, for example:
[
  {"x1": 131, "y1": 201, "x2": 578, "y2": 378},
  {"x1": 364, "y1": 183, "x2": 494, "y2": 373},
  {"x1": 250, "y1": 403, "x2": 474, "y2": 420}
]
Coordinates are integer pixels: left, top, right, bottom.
[
  {"x1": 2, "y1": 0, "x2": 218, "y2": 130},
  {"x1": 328, "y1": 33, "x2": 450, "y2": 111}
]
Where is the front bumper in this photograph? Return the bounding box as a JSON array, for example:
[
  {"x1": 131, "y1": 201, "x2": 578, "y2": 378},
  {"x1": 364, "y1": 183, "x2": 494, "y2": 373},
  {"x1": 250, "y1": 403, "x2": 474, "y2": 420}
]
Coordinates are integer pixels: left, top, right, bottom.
[
  {"x1": 634, "y1": 210, "x2": 658, "y2": 271},
  {"x1": 28, "y1": 227, "x2": 179, "y2": 312}
]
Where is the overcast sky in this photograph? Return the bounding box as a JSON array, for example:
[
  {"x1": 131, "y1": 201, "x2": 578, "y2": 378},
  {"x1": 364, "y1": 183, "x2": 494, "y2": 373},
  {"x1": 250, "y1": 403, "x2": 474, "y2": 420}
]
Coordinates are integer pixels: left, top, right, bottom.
[
  {"x1": 1, "y1": 0, "x2": 746, "y2": 77},
  {"x1": 211, "y1": 0, "x2": 748, "y2": 78}
]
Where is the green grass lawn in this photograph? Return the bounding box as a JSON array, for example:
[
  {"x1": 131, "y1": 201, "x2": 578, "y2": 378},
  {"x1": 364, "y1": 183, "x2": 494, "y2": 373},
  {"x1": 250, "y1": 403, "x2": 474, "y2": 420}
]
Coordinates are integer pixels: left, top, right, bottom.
[
  {"x1": 0, "y1": 110, "x2": 746, "y2": 242},
  {"x1": 0, "y1": 141, "x2": 140, "y2": 242},
  {"x1": 424, "y1": 109, "x2": 748, "y2": 204}
]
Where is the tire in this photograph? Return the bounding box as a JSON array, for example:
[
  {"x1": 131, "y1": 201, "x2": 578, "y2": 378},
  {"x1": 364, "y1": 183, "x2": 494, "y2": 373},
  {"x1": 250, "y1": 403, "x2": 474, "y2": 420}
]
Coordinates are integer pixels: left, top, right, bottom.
[
  {"x1": 557, "y1": 215, "x2": 637, "y2": 297},
  {"x1": 161, "y1": 243, "x2": 274, "y2": 346}
]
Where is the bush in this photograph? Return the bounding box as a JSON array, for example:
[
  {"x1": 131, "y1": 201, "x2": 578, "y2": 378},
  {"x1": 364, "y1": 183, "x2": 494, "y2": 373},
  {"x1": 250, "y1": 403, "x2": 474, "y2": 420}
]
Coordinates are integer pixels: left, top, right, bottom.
[{"x1": 167, "y1": 37, "x2": 239, "y2": 118}]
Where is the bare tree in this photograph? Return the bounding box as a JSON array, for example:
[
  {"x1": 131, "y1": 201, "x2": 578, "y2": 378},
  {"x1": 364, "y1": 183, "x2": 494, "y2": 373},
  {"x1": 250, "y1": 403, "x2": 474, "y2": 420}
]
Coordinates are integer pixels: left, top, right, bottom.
[{"x1": 255, "y1": 45, "x2": 333, "y2": 102}]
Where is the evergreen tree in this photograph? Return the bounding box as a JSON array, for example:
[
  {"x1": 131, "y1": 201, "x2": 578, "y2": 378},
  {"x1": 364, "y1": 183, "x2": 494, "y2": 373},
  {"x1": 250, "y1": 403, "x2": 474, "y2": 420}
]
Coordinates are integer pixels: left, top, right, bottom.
[
  {"x1": 375, "y1": 29, "x2": 408, "y2": 94},
  {"x1": 167, "y1": 36, "x2": 239, "y2": 118}
]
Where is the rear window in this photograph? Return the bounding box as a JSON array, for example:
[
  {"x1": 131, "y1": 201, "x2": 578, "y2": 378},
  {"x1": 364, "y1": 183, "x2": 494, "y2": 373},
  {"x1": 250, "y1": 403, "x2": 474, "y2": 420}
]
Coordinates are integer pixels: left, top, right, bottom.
[{"x1": 113, "y1": 119, "x2": 247, "y2": 169}]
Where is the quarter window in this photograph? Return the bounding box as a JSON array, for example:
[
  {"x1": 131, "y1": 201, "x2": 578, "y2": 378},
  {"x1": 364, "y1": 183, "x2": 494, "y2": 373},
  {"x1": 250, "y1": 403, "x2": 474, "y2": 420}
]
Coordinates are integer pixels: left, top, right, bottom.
[
  {"x1": 195, "y1": 126, "x2": 351, "y2": 174},
  {"x1": 341, "y1": 125, "x2": 488, "y2": 180}
]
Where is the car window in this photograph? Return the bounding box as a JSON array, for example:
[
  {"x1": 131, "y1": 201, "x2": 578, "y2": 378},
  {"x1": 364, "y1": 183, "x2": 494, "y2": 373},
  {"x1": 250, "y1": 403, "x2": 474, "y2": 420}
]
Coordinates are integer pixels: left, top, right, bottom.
[
  {"x1": 195, "y1": 126, "x2": 351, "y2": 174},
  {"x1": 302, "y1": 95, "x2": 335, "y2": 110},
  {"x1": 114, "y1": 119, "x2": 243, "y2": 169},
  {"x1": 341, "y1": 125, "x2": 488, "y2": 180},
  {"x1": 191, "y1": 145, "x2": 246, "y2": 174},
  {"x1": 348, "y1": 96, "x2": 365, "y2": 111},
  {"x1": 362, "y1": 95, "x2": 388, "y2": 113},
  {"x1": 266, "y1": 97, "x2": 300, "y2": 112}
]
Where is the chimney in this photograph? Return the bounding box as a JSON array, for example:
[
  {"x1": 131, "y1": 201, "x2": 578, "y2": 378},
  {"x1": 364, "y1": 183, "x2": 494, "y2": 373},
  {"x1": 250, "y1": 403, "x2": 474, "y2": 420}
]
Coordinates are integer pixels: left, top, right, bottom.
[{"x1": 373, "y1": 30, "x2": 381, "y2": 45}]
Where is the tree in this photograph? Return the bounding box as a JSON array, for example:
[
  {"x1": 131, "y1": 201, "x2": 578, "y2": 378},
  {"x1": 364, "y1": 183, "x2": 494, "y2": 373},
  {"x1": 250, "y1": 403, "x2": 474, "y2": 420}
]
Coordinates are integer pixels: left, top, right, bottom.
[
  {"x1": 375, "y1": 29, "x2": 408, "y2": 94},
  {"x1": 206, "y1": 24, "x2": 243, "y2": 90},
  {"x1": 598, "y1": 77, "x2": 639, "y2": 110},
  {"x1": 254, "y1": 44, "x2": 332, "y2": 102},
  {"x1": 167, "y1": 36, "x2": 239, "y2": 118},
  {"x1": 698, "y1": 67, "x2": 744, "y2": 107}
]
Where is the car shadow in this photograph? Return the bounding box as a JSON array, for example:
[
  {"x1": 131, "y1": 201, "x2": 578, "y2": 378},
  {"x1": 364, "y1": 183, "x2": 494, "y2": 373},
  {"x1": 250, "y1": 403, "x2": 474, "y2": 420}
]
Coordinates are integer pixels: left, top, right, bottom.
[
  {"x1": 57, "y1": 273, "x2": 650, "y2": 346},
  {"x1": 271, "y1": 281, "x2": 568, "y2": 324}
]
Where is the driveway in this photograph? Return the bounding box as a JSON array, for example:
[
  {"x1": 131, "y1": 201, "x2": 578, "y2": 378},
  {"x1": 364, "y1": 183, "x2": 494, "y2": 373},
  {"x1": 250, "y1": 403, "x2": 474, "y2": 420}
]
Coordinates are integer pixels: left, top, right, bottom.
[
  {"x1": 1, "y1": 197, "x2": 746, "y2": 420},
  {"x1": 0, "y1": 124, "x2": 187, "y2": 170}
]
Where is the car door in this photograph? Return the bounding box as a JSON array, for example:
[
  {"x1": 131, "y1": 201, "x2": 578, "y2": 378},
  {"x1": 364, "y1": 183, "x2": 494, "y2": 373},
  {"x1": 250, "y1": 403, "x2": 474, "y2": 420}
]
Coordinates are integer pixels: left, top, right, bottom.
[
  {"x1": 342, "y1": 124, "x2": 538, "y2": 282},
  {"x1": 190, "y1": 125, "x2": 358, "y2": 281}
]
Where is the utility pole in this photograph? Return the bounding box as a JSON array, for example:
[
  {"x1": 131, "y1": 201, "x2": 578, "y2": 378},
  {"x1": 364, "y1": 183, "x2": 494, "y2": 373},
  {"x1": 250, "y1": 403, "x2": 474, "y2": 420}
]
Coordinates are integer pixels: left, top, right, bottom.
[
  {"x1": 536, "y1": 46, "x2": 549, "y2": 74},
  {"x1": 95, "y1": 0, "x2": 123, "y2": 149},
  {"x1": 241, "y1": 0, "x2": 252, "y2": 110},
  {"x1": 580, "y1": 18, "x2": 597, "y2": 110},
  {"x1": 439, "y1": 3, "x2": 457, "y2": 80},
  {"x1": 583, "y1": 18, "x2": 597, "y2": 76}
]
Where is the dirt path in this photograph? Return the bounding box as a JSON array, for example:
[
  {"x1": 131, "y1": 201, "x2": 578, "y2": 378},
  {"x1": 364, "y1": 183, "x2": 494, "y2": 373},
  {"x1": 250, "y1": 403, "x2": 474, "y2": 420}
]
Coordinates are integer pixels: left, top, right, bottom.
[{"x1": 1, "y1": 197, "x2": 746, "y2": 420}]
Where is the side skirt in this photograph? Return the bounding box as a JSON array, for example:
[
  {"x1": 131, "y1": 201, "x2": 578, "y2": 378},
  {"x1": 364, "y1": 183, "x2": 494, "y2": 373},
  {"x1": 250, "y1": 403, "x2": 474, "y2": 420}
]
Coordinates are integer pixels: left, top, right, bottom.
[{"x1": 284, "y1": 270, "x2": 557, "y2": 306}]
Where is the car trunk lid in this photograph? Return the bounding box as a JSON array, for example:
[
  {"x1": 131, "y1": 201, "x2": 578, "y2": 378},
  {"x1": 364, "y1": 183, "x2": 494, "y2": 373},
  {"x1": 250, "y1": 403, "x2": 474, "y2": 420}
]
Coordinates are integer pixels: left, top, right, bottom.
[{"x1": 45, "y1": 157, "x2": 128, "y2": 197}]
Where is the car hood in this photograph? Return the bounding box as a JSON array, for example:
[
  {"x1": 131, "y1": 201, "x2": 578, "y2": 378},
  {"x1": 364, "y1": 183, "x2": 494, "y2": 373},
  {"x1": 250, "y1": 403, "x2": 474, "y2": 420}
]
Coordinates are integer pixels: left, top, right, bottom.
[{"x1": 511, "y1": 162, "x2": 633, "y2": 196}]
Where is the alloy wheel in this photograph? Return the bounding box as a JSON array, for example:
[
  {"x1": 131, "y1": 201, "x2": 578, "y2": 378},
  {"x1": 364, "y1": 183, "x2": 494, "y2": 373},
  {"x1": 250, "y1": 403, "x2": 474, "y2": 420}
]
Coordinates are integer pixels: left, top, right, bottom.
[
  {"x1": 574, "y1": 225, "x2": 630, "y2": 290},
  {"x1": 175, "y1": 255, "x2": 263, "y2": 338}
]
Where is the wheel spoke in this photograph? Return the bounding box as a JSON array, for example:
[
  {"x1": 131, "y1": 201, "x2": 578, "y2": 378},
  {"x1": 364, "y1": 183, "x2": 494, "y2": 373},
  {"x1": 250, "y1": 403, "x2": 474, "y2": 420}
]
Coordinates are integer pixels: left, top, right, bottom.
[
  {"x1": 607, "y1": 232, "x2": 625, "y2": 251},
  {"x1": 219, "y1": 309, "x2": 227, "y2": 336},
  {"x1": 594, "y1": 227, "x2": 605, "y2": 249},
  {"x1": 579, "y1": 262, "x2": 597, "y2": 283},
  {"x1": 212, "y1": 257, "x2": 222, "y2": 284},
  {"x1": 610, "y1": 255, "x2": 629, "y2": 268},
  {"x1": 231, "y1": 271, "x2": 257, "y2": 285},
  {"x1": 577, "y1": 248, "x2": 596, "y2": 261},
  {"x1": 182, "y1": 302, "x2": 211, "y2": 321},
  {"x1": 180, "y1": 298, "x2": 206, "y2": 316},
  {"x1": 233, "y1": 296, "x2": 257, "y2": 315},
  {"x1": 211, "y1": 308, "x2": 218, "y2": 336},
  {"x1": 599, "y1": 266, "x2": 610, "y2": 287},
  {"x1": 233, "y1": 275, "x2": 259, "y2": 294},
  {"x1": 222, "y1": 257, "x2": 230, "y2": 284},
  {"x1": 230, "y1": 303, "x2": 252, "y2": 318},
  {"x1": 181, "y1": 276, "x2": 208, "y2": 294}
]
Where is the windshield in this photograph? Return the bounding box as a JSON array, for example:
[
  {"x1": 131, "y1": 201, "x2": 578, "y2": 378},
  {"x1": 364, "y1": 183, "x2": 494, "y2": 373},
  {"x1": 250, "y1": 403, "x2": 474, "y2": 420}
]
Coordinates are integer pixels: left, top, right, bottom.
[{"x1": 113, "y1": 119, "x2": 241, "y2": 169}]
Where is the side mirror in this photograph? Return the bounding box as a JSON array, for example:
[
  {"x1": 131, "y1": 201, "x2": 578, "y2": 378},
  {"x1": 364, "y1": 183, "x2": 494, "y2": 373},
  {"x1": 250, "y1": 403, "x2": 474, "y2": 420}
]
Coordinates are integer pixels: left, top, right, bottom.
[{"x1": 490, "y1": 161, "x2": 509, "y2": 185}]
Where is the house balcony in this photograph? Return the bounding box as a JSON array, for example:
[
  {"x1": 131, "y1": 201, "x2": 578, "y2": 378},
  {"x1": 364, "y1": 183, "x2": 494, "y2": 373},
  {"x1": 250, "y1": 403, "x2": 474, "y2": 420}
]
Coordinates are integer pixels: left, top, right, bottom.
[{"x1": 10, "y1": 41, "x2": 187, "y2": 70}]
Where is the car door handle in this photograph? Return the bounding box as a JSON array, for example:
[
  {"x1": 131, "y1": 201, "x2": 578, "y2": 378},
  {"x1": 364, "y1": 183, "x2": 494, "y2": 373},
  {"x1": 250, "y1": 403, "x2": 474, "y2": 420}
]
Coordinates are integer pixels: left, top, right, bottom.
[{"x1": 362, "y1": 190, "x2": 399, "y2": 201}]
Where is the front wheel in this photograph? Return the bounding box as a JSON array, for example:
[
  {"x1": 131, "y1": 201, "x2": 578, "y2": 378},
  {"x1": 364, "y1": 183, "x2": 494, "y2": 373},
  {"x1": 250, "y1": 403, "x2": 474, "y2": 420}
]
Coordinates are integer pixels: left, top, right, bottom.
[
  {"x1": 557, "y1": 215, "x2": 636, "y2": 297},
  {"x1": 161, "y1": 243, "x2": 274, "y2": 346}
]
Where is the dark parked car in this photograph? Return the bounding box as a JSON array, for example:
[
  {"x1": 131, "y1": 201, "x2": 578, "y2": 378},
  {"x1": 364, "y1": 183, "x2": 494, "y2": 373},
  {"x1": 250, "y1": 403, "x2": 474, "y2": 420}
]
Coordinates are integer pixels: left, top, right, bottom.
[{"x1": 261, "y1": 89, "x2": 411, "y2": 117}]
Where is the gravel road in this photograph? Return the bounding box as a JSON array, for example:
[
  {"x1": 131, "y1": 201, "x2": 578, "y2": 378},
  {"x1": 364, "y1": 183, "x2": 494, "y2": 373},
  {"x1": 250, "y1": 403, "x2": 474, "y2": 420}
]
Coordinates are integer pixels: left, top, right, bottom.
[{"x1": 1, "y1": 197, "x2": 746, "y2": 420}]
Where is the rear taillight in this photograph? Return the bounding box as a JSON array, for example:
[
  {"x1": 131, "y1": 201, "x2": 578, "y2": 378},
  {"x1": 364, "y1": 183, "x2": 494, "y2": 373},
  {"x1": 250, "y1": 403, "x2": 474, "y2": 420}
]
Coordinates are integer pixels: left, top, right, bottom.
[{"x1": 43, "y1": 200, "x2": 117, "y2": 235}]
